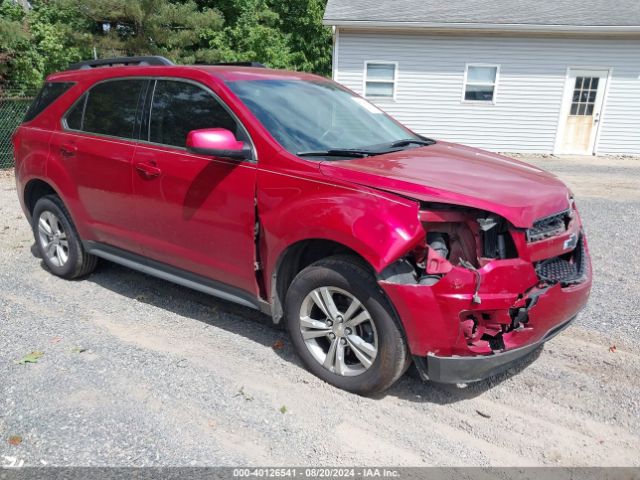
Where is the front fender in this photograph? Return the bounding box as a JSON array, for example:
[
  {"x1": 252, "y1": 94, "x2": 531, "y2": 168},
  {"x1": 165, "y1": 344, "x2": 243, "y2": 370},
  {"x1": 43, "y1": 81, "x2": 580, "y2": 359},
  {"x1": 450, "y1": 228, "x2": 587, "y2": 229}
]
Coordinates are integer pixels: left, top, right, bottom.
[{"x1": 258, "y1": 168, "x2": 424, "y2": 294}]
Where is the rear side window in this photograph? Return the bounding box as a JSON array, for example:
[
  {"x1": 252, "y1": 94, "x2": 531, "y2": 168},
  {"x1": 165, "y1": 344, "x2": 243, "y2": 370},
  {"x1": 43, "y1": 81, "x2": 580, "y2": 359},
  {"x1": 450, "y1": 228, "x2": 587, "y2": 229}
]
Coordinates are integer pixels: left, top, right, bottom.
[
  {"x1": 65, "y1": 79, "x2": 146, "y2": 139},
  {"x1": 23, "y1": 82, "x2": 74, "y2": 122},
  {"x1": 149, "y1": 80, "x2": 240, "y2": 148}
]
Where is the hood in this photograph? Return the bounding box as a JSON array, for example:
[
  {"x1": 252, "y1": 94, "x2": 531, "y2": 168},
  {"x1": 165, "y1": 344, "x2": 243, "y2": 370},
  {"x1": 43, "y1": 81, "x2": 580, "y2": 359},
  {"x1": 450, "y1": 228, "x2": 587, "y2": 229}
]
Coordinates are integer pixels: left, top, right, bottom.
[{"x1": 320, "y1": 141, "x2": 571, "y2": 228}]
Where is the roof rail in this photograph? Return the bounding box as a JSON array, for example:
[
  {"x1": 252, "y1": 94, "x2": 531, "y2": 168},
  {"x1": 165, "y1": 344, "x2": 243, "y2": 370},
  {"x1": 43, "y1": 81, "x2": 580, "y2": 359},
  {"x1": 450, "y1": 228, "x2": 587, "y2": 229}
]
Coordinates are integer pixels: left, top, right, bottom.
[
  {"x1": 209, "y1": 62, "x2": 267, "y2": 68},
  {"x1": 67, "y1": 56, "x2": 175, "y2": 70}
]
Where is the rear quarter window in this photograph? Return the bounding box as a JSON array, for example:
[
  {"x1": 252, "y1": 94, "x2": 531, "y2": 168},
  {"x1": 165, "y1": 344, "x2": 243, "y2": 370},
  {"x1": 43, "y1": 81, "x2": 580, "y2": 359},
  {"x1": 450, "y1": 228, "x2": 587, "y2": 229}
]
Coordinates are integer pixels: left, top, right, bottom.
[{"x1": 23, "y1": 82, "x2": 75, "y2": 122}]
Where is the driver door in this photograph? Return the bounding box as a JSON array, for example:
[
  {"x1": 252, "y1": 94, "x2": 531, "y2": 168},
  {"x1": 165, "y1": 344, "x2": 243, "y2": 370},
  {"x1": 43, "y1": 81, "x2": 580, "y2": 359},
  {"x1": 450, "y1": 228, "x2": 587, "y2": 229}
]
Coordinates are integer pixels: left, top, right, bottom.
[{"x1": 131, "y1": 79, "x2": 259, "y2": 295}]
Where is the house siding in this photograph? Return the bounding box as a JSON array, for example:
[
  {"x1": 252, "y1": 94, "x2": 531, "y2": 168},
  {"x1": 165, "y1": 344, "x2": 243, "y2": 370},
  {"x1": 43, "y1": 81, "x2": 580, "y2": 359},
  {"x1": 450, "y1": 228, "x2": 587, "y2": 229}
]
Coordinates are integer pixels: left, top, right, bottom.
[{"x1": 334, "y1": 31, "x2": 640, "y2": 154}]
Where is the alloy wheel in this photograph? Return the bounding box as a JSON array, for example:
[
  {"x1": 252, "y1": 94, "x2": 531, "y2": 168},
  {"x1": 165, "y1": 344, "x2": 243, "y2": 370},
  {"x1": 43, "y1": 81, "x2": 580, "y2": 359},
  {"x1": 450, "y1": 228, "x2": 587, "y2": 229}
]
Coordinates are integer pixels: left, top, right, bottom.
[
  {"x1": 299, "y1": 286, "x2": 378, "y2": 376},
  {"x1": 37, "y1": 210, "x2": 69, "y2": 267}
]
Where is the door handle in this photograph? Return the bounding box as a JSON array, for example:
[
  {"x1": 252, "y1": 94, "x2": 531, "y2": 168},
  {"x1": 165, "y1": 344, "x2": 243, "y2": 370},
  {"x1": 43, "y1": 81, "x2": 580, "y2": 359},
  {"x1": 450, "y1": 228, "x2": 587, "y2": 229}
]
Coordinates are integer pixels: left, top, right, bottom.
[
  {"x1": 60, "y1": 143, "x2": 77, "y2": 158},
  {"x1": 135, "y1": 161, "x2": 162, "y2": 179}
]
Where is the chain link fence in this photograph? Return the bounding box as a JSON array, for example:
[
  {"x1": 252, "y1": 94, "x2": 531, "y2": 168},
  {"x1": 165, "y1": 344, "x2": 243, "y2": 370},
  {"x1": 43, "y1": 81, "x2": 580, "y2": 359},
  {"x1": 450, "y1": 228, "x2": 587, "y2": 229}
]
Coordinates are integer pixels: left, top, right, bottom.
[{"x1": 0, "y1": 87, "x2": 37, "y2": 168}]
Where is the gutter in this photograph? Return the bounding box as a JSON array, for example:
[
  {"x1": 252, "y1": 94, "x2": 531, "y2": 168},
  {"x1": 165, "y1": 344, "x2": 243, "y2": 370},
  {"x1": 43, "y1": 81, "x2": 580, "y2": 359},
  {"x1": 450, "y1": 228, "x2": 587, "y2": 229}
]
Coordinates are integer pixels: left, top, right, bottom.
[{"x1": 322, "y1": 20, "x2": 640, "y2": 35}]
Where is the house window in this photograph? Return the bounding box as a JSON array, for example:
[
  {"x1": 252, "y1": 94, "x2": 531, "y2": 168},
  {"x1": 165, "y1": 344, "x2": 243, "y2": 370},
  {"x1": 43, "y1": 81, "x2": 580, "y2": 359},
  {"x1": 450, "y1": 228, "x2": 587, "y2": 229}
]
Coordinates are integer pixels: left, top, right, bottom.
[
  {"x1": 464, "y1": 65, "x2": 499, "y2": 102},
  {"x1": 365, "y1": 62, "x2": 396, "y2": 99}
]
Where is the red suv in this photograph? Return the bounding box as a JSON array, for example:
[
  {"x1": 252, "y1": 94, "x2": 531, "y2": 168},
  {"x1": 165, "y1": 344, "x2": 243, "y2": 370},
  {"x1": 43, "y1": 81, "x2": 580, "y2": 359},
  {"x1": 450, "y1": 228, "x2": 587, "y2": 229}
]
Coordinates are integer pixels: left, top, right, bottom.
[{"x1": 12, "y1": 56, "x2": 591, "y2": 394}]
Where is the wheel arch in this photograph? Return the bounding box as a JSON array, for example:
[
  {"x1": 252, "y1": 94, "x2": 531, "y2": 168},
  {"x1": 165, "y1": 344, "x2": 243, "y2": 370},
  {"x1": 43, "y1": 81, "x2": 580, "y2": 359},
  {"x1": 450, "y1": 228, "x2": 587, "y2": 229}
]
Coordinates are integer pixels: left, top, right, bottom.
[
  {"x1": 21, "y1": 172, "x2": 93, "y2": 240},
  {"x1": 277, "y1": 244, "x2": 413, "y2": 393},
  {"x1": 269, "y1": 238, "x2": 376, "y2": 323},
  {"x1": 23, "y1": 178, "x2": 60, "y2": 219}
]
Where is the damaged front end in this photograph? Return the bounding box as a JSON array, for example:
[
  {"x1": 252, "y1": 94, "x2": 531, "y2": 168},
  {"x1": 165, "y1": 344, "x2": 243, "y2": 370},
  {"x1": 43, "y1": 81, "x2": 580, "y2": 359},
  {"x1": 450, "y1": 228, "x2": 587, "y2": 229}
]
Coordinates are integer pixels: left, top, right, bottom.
[{"x1": 378, "y1": 201, "x2": 592, "y2": 384}]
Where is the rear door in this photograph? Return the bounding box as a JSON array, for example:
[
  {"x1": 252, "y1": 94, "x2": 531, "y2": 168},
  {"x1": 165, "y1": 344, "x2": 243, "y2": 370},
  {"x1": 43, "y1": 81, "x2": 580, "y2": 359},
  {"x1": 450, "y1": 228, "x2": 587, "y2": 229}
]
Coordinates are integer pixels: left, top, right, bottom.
[
  {"x1": 131, "y1": 78, "x2": 259, "y2": 295},
  {"x1": 49, "y1": 78, "x2": 148, "y2": 252}
]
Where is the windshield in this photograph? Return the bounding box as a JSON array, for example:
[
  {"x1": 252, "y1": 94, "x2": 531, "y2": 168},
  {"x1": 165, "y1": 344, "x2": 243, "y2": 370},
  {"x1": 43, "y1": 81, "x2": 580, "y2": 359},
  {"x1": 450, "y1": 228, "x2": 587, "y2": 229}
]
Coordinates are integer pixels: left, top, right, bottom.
[{"x1": 226, "y1": 78, "x2": 427, "y2": 156}]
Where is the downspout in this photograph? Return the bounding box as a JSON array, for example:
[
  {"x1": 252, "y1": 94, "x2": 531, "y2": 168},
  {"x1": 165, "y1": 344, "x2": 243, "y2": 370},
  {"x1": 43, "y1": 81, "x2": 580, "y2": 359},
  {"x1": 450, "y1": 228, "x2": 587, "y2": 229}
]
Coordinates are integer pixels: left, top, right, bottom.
[{"x1": 332, "y1": 26, "x2": 340, "y2": 81}]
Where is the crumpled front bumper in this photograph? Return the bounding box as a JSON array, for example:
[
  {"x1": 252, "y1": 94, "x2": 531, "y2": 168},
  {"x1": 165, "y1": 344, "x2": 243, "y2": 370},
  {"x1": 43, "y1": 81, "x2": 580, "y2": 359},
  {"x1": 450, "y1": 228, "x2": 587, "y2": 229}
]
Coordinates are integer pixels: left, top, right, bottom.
[
  {"x1": 379, "y1": 238, "x2": 592, "y2": 383},
  {"x1": 413, "y1": 315, "x2": 576, "y2": 383}
]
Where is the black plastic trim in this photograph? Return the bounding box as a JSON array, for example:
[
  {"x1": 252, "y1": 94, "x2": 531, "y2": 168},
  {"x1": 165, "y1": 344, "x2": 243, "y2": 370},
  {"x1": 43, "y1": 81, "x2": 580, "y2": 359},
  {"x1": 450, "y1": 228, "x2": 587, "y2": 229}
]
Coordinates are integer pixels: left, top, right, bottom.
[
  {"x1": 187, "y1": 145, "x2": 252, "y2": 160},
  {"x1": 67, "y1": 56, "x2": 174, "y2": 70},
  {"x1": 413, "y1": 315, "x2": 577, "y2": 384},
  {"x1": 134, "y1": 80, "x2": 152, "y2": 141},
  {"x1": 84, "y1": 241, "x2": 271, "y2": 315},
  {"x1": 210, "y1": 62, "x2": 266, "y2": 68},
  {"x1": 527, "y1": 208, "x2": 571, "y2": 243}
]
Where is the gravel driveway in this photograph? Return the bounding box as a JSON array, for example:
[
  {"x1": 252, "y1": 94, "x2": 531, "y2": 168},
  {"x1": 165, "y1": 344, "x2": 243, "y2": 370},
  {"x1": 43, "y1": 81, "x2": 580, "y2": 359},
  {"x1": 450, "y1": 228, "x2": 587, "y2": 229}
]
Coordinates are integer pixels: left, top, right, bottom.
[{"x1": 1, "y1": 155, "x2": 639, "y2": 467}]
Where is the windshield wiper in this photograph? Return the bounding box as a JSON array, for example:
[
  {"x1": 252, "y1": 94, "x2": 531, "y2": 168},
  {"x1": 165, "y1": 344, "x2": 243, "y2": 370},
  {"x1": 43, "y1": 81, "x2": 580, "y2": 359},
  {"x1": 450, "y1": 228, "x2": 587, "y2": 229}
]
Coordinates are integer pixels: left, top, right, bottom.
[
  {"x1": 297, "y1": 149, "x2": 372, "y2": 158},
  {"x1": 388, "y1": 138, "x2": 435, "y2": 148},
  {"x1": 297, "y1": 139, "x2": 435, "y2": 158}
]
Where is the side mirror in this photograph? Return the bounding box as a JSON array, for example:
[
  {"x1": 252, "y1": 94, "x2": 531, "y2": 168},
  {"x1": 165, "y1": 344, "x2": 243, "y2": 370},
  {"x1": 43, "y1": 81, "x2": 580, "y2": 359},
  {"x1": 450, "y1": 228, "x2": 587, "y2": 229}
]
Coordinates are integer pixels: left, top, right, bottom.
[{"x1": 186, "y1": 128, "x2": 252, "y2": 160}]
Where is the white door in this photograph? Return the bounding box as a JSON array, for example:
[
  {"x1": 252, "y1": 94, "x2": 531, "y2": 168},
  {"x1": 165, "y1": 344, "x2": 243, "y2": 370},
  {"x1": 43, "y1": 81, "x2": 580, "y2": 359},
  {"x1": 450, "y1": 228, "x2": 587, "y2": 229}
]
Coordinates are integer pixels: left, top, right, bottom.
[{"x1": 557, "y1": 69, "x2": 609, "y2": 155}]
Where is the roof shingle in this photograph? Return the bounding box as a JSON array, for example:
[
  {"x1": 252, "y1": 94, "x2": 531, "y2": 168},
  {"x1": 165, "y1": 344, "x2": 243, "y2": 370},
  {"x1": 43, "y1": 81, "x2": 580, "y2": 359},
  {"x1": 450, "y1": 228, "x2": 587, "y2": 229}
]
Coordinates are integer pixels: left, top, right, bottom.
[{"x1": 324, "y1": 0, "x2": 640, "y2": 27}]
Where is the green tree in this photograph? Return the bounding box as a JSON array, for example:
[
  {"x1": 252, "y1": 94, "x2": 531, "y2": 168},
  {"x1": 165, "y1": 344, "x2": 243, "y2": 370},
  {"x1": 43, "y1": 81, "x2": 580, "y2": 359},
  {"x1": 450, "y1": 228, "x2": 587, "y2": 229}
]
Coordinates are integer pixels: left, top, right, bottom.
[
  {"x1": 198, "y1": 0, "x2": 332, "y2": 74},
  {"x1": 271, "y1": 0, "x2": 332, "y2": 75},
  {"x1": 76, "y1": 0, "x2": 224, "y2": 64},
  {"x1": 0, "y1": 0, "x2": 92, "y2": 92},
  {"x1": 206, "y1": 0, "x2": 299, "y2": 68},
  {"x1": 0, "y1": 0, "x2": 333, "y2": 91},
  {"x1": 0, "y1": 1, "x2": 36, "y2": 89},
  {"x1": 29, "y1": 1, "x2": 93, "y2": 74},
  {"x1": 197, "y1": 0, "x2": 242, "y2": 25}
]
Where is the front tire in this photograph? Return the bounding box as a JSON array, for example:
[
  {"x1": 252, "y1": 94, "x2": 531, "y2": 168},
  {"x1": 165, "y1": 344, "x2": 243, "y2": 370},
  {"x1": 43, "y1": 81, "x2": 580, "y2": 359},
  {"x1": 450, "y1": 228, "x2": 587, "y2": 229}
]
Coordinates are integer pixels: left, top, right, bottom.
[
  {"x1": 285, "y1": 256, "x2": 409, "y2": 395},
  {"x1": 32, "y1": 195, "x2": 97, "y2": 279}
]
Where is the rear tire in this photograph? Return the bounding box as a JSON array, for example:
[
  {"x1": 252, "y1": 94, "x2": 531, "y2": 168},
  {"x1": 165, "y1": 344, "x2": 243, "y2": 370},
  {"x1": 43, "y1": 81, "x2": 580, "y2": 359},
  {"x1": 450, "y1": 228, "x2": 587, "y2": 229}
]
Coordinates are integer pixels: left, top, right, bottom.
[
  {"x1": 32, "y1": 195, "x2": 97, "y2": 279},
  {"x1": 285, "y1": 255, "x2": 408, "y2": 395}
]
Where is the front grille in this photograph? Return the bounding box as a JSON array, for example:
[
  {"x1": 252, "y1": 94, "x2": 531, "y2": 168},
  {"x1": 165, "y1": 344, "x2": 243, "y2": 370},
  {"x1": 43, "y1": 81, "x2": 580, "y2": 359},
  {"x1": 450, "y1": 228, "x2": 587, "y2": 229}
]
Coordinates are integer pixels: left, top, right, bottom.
[
  {"x1": 527, "y1": 209, "x2": 571, "y2": 242},
  {"x1": 535, "y1": 234, "x2": 587, "y2": 286}
]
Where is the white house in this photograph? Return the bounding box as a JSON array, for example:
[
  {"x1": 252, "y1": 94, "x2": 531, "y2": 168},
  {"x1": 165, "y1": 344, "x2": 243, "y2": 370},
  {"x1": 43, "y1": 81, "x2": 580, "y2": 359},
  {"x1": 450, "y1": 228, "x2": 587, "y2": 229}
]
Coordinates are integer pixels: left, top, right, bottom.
[{"x1": 323, "y1": 0, "x2": 640, "y2": 155}]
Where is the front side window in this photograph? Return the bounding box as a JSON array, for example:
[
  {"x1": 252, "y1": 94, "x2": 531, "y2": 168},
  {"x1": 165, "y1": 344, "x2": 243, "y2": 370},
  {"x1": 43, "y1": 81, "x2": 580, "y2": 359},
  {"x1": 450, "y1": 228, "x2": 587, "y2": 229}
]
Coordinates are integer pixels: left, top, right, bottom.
[
  {"x1": 75, "y1": 80, "x2": 146, "y2": 138},
  {"x1": 364, "y1": 62, "x2": 396, "y2": 99},
  {"x1": 464, "y1": 65, "x2": 499, "y2": 102},
  {"x1": 227, "y1": 78, "x2": 423, "y2": 155},
  {"x1": 148, "y1": 80, "x2": 240, "y2": 148}
]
